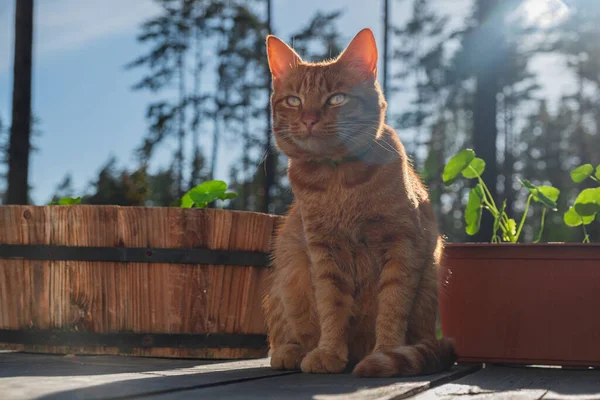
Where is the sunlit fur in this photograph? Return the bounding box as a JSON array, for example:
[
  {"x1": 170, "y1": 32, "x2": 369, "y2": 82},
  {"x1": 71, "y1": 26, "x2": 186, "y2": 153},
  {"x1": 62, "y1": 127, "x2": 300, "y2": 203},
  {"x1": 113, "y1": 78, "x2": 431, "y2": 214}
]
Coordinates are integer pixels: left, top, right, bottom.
[{"x1": 263, "y1": 29, "x2": 456, "y2": 377}]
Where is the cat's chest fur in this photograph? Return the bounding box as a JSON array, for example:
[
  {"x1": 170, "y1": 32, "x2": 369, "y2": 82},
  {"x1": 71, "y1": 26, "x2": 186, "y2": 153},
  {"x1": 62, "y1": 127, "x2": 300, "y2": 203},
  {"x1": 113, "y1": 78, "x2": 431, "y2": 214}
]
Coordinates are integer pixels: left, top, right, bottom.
[{"x1": 287, "y1": 159, "x2": 401, "y2": 249}]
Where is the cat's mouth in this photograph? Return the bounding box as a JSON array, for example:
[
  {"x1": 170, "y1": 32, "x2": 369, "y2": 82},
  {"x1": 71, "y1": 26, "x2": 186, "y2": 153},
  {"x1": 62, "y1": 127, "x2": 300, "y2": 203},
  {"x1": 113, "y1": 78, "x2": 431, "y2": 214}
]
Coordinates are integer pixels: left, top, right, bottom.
[{"x1": 292, "y1": 135, "x2": 319, "y2": 150}]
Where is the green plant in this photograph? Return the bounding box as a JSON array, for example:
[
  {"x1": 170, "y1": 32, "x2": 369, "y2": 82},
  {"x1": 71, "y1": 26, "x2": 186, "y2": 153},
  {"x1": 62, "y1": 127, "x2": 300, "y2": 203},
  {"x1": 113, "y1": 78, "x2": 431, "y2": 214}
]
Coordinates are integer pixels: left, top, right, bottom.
[
  {"x1": 179, "y1": 180, "x2": 237, "y2": 209},
  {"x1": 564, "y1": 164, "x2": 600, "y2": 243},
  {"x1": 442, "y1": 149, "x2": 559, "y2": 243},
  {"x1": 48, "y1": 197, "x2": 82, "y2": 205}
]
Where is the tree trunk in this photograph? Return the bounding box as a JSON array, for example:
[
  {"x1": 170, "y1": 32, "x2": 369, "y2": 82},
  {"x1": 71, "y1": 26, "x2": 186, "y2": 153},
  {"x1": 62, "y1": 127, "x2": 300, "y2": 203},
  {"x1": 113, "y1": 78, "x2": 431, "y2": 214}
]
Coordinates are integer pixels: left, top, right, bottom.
[
  {"x1": 190, "y1": 4, "x2": 203, "y2": 188},
  {"x1": 382, "y1": 0, "x2": 389, "y2": 97},
  {"x1": 262, "y1": 0, "x2": 275, "y2": 214},
  {"x1": 472, "y1": 0, "x2": 500, "y2": 242},
  {"x1": 176, "y1": 51, "x2": 186, "y2": 196},
  {"x1": 210, "y1": 113, "x2": 219, "y2": 181},
  {"x1": 6, "y1": 0, "x2": 34, "y2": 205},
  {"x1": 503, "y1": 87, "x2": 515, "y2": 222}
]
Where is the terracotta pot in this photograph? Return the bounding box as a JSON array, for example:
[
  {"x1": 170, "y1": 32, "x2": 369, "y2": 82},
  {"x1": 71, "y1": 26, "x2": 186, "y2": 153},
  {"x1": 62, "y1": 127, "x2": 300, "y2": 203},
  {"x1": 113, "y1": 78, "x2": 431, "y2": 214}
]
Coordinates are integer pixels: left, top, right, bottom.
[{"x1": 439, "y1": 243, "x2": 600, "y2": 367}]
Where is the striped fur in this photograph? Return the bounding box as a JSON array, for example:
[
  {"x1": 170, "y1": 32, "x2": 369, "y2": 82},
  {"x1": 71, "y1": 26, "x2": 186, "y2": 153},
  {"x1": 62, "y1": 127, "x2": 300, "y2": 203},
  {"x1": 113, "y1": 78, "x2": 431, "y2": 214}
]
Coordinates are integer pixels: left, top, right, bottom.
[
  {"x1": 263, "y1": 28, "x2": 456, "y2": 377},
  {"x1": 352, "y1": 338, "x2": 457, "y2": 377}
]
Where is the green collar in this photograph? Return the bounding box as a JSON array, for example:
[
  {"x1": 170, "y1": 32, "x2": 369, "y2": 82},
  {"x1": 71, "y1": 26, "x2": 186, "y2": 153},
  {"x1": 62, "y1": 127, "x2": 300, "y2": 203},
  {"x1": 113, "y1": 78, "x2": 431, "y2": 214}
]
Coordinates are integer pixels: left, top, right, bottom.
[
  {"x1": 317, "y1": 148, "x2": 372, "y2": 168},
  {"x1": 320, "y1": 155, "x2": 361, "y2": 168}
]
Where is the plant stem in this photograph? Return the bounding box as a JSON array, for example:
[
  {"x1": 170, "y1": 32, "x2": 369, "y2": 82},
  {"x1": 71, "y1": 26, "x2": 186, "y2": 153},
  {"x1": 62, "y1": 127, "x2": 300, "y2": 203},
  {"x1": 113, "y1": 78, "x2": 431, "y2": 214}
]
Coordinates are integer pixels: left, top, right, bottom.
[
  {"x1": 477, "y1": 176, "x2": 498, "y2": 212},
  {"x1": 481, "y1": 197, "x2": 516, "y2": 242},
  {"x1": 480, "y1": 196, "x2": 507, "y2": 241},
  {"x1": 499, "y1": 212, "x2": 517, "y2": 242},
  {"x1": 582, "y1": 222, "x2": 590, "y2": 243},
  {"x1": 515, "y1": 194, "x2": 533, "y2": 242},
  {"x1": 475, "y1": 174, "x2": 517, "y2": 242},
  {"x1": 534, "y1": 207, "x2": 547, "y2": 243}
]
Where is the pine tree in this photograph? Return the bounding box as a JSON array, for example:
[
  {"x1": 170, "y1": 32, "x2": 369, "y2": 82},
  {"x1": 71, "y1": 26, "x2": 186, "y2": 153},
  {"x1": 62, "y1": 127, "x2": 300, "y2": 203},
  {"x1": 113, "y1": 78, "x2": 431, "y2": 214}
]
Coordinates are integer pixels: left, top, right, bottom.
[
  {"x1": 390, "y1": 0, "x2": 468, "y2": 239},
  {"x1": 83, "y1": 157, "x2": 149, "y2": 206},
  {"x1": 391, "y1": 0, "x2": 449, "y2": 143},
  {"x1": 546, "y1": 0, "x2": 600, "y2": 167},
  {"x1": 147, "y1": 163, "x2": 181, "y2": 206},
  {"x1": 208, "y1": 1, "x2": 269, "y2": 208},
  {"x1": 495, "y1": 9, "x2": 540, "y2": 219},
  {"x1": 516, "y1": 99, "x2": 579, "y2": 242},
  {"x1": 442, "y1": 0, "x2": 538, "y2": 241},
  {"x1": 128, "y1": 0, "x2": 223, "y2": 196}
]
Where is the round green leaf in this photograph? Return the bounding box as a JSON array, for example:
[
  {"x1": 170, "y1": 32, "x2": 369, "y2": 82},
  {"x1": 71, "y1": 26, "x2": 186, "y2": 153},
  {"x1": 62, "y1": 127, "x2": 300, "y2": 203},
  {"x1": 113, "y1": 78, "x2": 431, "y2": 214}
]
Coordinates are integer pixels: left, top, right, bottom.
[
  {"x1": 180, "y1": 193, "x2": 194, "y2": 208},
  {"x1": 442, "y1": 149, "x2": 475, "y2": 185},
  {"x1": 462, "y1": 158, "x2": 486, "y2": 179},
  {"x1": 218, "y1": 192, "x2": 238, "y2": 200},
  {"x1": 180, "y1": 180, "x2": 238, "y2": 208},
  {"x1": 570, "y1": 164, "x2": 593, "y2": 183},
  {"x1": 465, "y1": 184, "x2": 483, "y2": 236},
  {"x1": 583, "y1": 214, "x2": 595, "y2": 226},
  {"x1": 564, "y1": 207, "x2": 580, "y2": 227},
  {"x1": 189, "y1": 191, "x2": 216, "y2": 207},
  {"x1": 573, "y1": 188, "x2": 600, "y2": 217},
  {"x1": 575, "y1": 203, "x2": 600, "y2": 217},
  {"x1": 519, "y1": 179, "x2": 558, "y2": 210},
  {"x1": 533, "y1": 186, "x2": 559, "y2": 210},
  {"x1": 537, "y1": 186, "x2": 560, "y2": 203},
  {"x1": 194, "y1": 180, "x2": 227, "y2": 194},
  {"x1": 564, "y1": 206, "x2": 595, "y2": 227},
  {"x1": 185, "y1": 180, "x2": 229, "y2": 208},
  {"x1": 57, "y1": 197, "x2": 81, "y2": 205},
  {"x1": 519, "y1": 178, "x2": 536, "y2": 191},
  {"x1": 596, "y1": 165, "x2": 600, "y2": 180}
]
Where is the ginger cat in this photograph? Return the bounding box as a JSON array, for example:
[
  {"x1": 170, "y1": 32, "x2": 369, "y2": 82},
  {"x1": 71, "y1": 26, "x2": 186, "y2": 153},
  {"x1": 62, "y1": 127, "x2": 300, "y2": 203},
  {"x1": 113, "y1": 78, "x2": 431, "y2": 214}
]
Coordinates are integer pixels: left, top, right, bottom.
[{"x1": 263, "y1": 28, "x2": 456, "y2": 377}]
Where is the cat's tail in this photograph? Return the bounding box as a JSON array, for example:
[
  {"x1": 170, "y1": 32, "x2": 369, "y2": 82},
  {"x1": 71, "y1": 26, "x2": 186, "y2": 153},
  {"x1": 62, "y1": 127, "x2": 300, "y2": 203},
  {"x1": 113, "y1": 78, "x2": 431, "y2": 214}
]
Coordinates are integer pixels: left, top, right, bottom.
[{"x1": 352, "y1": 338, "x2": 457, "y2": 378}]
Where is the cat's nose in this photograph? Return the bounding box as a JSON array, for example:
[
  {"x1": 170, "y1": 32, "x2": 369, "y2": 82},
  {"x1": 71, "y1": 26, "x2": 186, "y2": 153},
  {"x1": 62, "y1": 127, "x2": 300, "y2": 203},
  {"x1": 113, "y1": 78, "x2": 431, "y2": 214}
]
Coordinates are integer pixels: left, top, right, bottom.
[{"x1": 301, "y1": 113, "x2": 320, "y2": 131}]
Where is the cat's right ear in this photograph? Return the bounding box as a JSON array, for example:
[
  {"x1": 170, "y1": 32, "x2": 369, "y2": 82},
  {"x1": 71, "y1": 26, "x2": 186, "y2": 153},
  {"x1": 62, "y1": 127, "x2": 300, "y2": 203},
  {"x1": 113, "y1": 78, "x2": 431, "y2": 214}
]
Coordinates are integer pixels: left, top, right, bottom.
[{"x1": 266, "y1": 35, "x2": 302, "y2": 80}]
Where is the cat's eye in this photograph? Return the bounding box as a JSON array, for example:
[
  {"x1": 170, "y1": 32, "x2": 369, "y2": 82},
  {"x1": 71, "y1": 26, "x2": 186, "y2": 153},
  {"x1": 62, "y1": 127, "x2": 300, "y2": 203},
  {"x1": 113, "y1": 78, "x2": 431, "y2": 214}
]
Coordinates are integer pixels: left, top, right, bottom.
[
  {"x1": 285, "y1": 96, "x2": 302, "y2": 107},
  {"x1": 327, "y1": 93, "x2": 348, "y2": 106}
]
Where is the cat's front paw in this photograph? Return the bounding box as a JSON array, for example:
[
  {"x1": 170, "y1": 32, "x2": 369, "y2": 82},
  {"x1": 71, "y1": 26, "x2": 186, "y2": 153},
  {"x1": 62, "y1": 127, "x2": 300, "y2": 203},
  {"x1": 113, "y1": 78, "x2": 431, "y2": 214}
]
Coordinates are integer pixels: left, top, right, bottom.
[
  {"x1": 270, "y1": 344, "x2": 304, "y2": 370},
  {"x1": 300, "y1": 347, "x2": 347, "y2": 374}
]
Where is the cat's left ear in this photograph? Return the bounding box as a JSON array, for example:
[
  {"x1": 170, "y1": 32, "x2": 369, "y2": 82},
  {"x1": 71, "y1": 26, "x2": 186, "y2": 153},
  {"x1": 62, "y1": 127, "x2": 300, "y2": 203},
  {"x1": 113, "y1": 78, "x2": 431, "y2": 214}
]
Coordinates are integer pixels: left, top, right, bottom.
[
  {"x1": 266, "y1": 35, "x2": 303, "y2": 80},
  {"x1": 337, "y1": 28, "x2": 378, "y2": 78}
]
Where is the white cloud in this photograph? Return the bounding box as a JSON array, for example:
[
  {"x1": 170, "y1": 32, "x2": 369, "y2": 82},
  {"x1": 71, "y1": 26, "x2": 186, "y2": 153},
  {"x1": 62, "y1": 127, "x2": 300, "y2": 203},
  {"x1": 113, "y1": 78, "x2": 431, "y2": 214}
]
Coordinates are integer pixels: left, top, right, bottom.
[{"x1": 0, "y1": 0, "x2": 160, "y2": 72}]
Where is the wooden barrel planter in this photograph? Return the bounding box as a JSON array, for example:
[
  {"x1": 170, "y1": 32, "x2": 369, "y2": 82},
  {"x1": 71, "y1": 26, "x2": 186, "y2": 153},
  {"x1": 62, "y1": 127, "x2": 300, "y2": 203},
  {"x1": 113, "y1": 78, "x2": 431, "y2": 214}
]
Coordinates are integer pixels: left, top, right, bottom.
[{"x1": 0, "y1": 205, "x2": 282, "y2": 359}]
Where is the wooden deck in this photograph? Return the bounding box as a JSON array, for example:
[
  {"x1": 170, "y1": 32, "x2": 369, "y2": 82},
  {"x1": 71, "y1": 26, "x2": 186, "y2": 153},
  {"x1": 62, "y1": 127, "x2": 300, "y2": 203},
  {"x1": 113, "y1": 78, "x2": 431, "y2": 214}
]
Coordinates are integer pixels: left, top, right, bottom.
[{"x1": 2, "y1": 351, "x2": 599, "y2": 399}]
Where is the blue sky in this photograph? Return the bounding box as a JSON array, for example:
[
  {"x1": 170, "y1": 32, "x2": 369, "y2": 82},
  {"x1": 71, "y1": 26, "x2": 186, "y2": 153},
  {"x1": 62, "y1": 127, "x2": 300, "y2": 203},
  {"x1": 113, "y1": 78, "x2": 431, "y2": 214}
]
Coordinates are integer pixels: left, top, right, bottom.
[{"x1": 0, "y1": 0, "x2": 570, "y2": 204}]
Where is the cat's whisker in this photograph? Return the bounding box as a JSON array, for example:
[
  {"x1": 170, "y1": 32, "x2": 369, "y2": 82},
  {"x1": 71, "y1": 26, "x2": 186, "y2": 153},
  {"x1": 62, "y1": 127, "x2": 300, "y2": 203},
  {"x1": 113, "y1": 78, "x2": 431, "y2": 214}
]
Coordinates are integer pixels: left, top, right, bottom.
[{"x1": 336, "y1": 129, "x2": 402, "y2": 157}]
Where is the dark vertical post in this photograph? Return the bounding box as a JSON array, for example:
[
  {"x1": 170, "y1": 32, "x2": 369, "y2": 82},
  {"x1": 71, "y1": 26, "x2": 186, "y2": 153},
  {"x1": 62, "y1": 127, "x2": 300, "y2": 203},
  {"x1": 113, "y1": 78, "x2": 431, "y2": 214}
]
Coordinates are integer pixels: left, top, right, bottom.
[
  {"x1": 262, "y1": 0, "x2": 274, "y2": 214},
  {"x1": 6, "y1": 0, "x2": 34, "y2": 205},
  {"x1": 382, "y1": 0, "x2": 389, "y2": 96}
]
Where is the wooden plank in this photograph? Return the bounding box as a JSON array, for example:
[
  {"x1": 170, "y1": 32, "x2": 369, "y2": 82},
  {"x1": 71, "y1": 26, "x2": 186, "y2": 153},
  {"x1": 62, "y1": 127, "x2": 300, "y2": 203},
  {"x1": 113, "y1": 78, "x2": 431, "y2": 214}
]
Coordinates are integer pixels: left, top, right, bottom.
[
  {"x1": 143, "y1": 364, "x2": 480, "y2": 400},
  {"x1": 412, "y1": 365, "x2": 600, "y2": 399},
  {"x1": 0, "y1": 352, "x2": 292, "y2": 400}
]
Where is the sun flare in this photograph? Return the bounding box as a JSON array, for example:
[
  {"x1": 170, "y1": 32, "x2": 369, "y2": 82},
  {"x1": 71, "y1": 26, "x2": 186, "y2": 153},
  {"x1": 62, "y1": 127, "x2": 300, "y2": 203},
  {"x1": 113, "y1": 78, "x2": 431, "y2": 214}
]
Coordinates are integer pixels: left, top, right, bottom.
[{"x1": 520, "y1": 0, "x2": 570, "y2": 27}]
